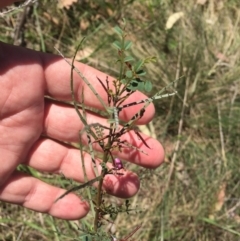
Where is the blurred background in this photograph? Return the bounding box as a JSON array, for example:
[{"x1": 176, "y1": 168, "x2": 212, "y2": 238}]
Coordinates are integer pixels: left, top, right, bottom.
[{"x1": 1, "y1": 0, "x2": 240, "y2": 240}]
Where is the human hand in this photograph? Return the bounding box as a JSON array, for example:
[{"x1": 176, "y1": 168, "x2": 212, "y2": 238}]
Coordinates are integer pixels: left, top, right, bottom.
[{"x1": 0, "y1": 2, "x2": 164, "y2": 221}]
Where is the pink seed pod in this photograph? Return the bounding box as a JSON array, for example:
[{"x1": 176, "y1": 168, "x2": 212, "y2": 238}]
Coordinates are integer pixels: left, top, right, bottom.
[{"x1": 114, "y1": 158, "x2": 124, "y2": 170}]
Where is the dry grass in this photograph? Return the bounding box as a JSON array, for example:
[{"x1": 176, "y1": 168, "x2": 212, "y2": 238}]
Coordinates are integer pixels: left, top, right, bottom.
[{"x1": 1, "y1": 0, "x2": 240, "y2": 240}]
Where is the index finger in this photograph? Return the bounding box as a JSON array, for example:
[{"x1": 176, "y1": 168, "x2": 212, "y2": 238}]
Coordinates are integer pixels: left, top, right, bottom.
[
  {"x1": 1, "y1": 42, "x2": 155, "y2": 124},
  {"x1": 41, "y1": 52, "x2": 155, "y2": 124}
]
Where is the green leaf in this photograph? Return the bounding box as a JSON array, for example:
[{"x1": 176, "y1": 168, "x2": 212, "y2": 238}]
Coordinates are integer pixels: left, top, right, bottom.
[
  {"x1": 126, "y1": 70, "x2": 133, "y2": 78},
  {"x1": 113, "y1": 26, "x2": 123, "y2": 37},
  {"x1": 144, "y1": 80, "x2": 153, "y2": 92},
  {"x1": 124, "y1": 40, "x2": 132, "y2": 50},
  {"x1": 124, "y1": 56, "x2": 134, "y2": 62},
  {"x1": 126, "y1": 79, "x2": 145, "y2": 92},
  {"x1": 121, "y1": 78, "x2": 127, "y2": 84},
  {"x1": 136, "y1": 69, "x2": 146, "y2": 76},
  {"x1": 137, "y1": 82, "x2": 145, "y2": 92},
  {"x1": 144, "y1": 56, "x2": 157, "y2": 63},
  {"x1": 134, "y1": 60, "x2": 144, "y2": 72},
  {"x1": 112, "y1": 40, "x2": 121, "y2": 50}
]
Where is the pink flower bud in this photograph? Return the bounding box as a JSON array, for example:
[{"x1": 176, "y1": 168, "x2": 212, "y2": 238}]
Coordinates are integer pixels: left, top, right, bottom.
[{"x1": 114, "y1": 158, "x2": 124, "y2": 170}]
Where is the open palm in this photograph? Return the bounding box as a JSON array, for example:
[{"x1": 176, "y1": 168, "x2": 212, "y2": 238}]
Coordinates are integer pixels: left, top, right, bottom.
[{"x1": 0, "y1": 42, "x2": 164, "y2": 220}]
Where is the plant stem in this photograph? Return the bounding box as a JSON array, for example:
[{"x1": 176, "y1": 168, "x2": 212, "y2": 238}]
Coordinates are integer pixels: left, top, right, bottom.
[{"x1": 93, "y1": 152, "x2": 108, "y2": 232}]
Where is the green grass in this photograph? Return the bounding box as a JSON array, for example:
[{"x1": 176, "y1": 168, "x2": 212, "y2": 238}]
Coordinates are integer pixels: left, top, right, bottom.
[{"x1": 1, "y1": 0, "x2": 240, "y2": 240}]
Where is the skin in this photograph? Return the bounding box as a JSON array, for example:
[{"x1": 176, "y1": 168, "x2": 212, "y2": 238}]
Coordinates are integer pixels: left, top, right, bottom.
[{"x1": 0, "y1": 1, "x2": 164, "y2": 220}]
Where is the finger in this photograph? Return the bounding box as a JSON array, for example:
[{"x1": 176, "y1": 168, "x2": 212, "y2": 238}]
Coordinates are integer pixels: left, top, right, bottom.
[
  {"x1": 0, "y1": 171, "x2": 89, "y2": 220},
  {"x1": 25, "y1": 137, "x2": 140, "y2": 197},
  {"x1": 42, "y1": 53, "x2": 155, "y2": 124},
  {"x1": 0, "y1": 0, "x2": 17, "y2": 8},
  {"x1": 1, "y1": 43, "x2": 155, "y2": 122},
  {"x1": 43, "y1": 103, "x2": 164, "y2": 167}
]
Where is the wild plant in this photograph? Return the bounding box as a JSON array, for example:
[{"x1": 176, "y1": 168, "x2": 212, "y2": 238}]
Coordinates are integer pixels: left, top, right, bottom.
[{"x1": 55, "y1": 20, "x2": 178, "y2": 240}]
